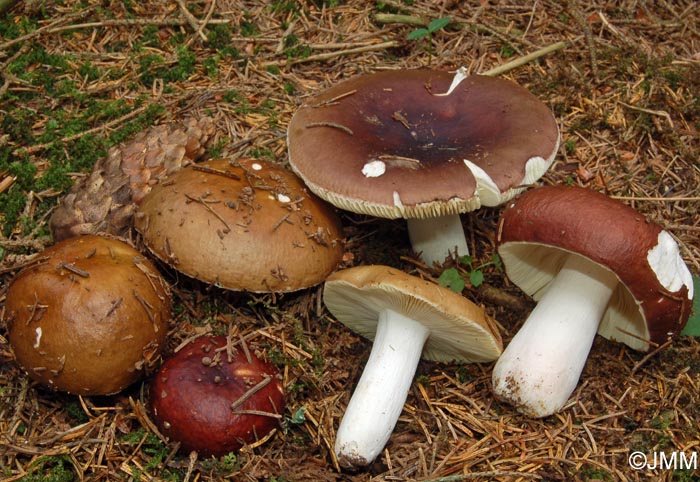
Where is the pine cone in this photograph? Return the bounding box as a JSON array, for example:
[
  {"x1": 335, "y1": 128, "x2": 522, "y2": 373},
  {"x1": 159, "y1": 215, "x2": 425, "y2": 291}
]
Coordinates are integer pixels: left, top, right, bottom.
[{"x1": 50, "y1": 117, "x2": 215, "y2": 241}]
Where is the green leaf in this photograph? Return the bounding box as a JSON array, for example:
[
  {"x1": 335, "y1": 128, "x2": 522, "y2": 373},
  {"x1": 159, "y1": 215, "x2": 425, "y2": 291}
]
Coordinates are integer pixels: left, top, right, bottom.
[
  {"x1": 469, "y1": 270, "x2": 484, "y2": 288},
  {"x1": 290, "y1": 406, "x2": 306, "y2": 424},
  {"x1": 680, "y1": 275, "x2": 700, "y2": 336},
  {"x1": 458, "y1": 254, "x2": 473, "y2": 267},
  {"x1": 490, "y1": 252, "x2": 503, "y2": 271},
  {"x1": 438, "y1": 267, "x2": 465, "y2": 293},
  {"x1": 407, "y1": 28, "x2": 429, "y2": 40},
  {"x1": 427, "y1": 17, "x2": 451, "y2": 33}
]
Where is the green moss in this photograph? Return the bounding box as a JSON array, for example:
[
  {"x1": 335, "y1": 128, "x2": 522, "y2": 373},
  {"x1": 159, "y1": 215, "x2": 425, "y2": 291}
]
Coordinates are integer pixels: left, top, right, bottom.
[
  {"x1": 208, "y1": 24, "x2": 233, "y2": 50},
  {"x1": 7, "y1": 43, "x2": 70, "y2": 82},
  {"x1": 564, "y1": 138, "x2": 576, "y2": 155},
  {"x1": 269, "y1": 0, "x2": 301, "y2": 15},
  {"x1": 577, "y1": 466, "x2": 612, "y2": 481},
  {"x1": 204, "y1": 56, "x2": 219, "y2": 77},
  {"x1": 500, "y1": 43, "x2": 516, "y2": 58},
  {"x1": 2, "y1": 109, "x2": 37, "y2": 144},
  {"x1": 0, "y1": 90, "x2": 164, "y2": 236},
  {"x1": 240, "y1": 15, "x2": 259, "y2": 37},
  {"x1": 19, "y1": 456, "x2": 77, "y2": 482},
  {"x1": 77, "y1": 61, "x2": 101, "y2": 81},
  {"x1": 673, "y1": 469, "x2": 700, "y2": 482},
  {"x1": 64, "y1": 399, "x2": 89, "y2": 424}
]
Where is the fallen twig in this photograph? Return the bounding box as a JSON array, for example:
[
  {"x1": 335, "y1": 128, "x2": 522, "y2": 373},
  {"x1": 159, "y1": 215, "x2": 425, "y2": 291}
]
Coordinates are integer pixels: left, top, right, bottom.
[
  {"x1": 260, "y1": 40, "x2": 399, "y2": 67},
  {"x1": 481, "y1": 41, "x2": 568, "y2": 76},
  {"x1": 374, "y1": 13, "x2": 427, "y2": 26},
  {"x1": 175, "y1": 0, "x2": 208, "y2": 42}
]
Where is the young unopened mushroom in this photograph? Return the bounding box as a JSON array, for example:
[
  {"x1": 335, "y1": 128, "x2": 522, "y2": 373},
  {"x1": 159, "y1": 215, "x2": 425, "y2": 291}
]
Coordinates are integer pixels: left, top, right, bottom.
[
  {"x1": 150, "y1": 335, "x2": 285, "y2": 456},
  {"x1": 288, "y1": 68, "x2": 559, "y2": 266},
  {"x1": 493, "y1": 186, "x2": 694, "y2": 418},
  {"x1": 323, "y1": 265, "x2": 502, "y2": 468},
  {"x1": 4, "y1": 235, "x2": 171, "y2": 395},
  {"x1": 134, "y1": 157, "x2": 344, "y2": 292}
]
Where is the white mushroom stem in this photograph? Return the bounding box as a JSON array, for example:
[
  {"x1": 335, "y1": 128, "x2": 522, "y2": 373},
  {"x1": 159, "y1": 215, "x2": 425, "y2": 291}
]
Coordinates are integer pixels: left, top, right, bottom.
[
  {"x1": 492, "y1": 254, "x2": 618, "y2": 418},
  {"x1": 406, "y1": 214, "x2": 469, "y2": 266},
  {"x1": 335, "y1": 308, "x2": 430, "y2": 468}
]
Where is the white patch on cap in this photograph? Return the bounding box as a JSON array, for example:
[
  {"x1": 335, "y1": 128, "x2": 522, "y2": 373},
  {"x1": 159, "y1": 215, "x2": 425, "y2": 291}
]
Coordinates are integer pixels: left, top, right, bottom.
[
  {"x1": 251, "y1": 163, "x2": 263, "y2": 171},
  {"x1": 362, "y1": 160, "x2": 386, "y2": 178},
  {"x1": 647, "y1": 230, "x2": 694, "y2": 299},
  {"x1": 392, "y1": 191, "x2": 404, "y2": 209},
  {"x1": 34, "y1": 327, "x2": 42, "y2": 349},
  {"x1": 464, "y1": 159, "x2": 502, "y2": 207},
  {"x1": 433, "y1": 66, "x2": 468, "y2": 97},
  {"x1": 277, "y1": 193, "x2": 291, "y2": 203},
  {"x1": 523, "y1": 156, "x2": 552, "y2": 184}
]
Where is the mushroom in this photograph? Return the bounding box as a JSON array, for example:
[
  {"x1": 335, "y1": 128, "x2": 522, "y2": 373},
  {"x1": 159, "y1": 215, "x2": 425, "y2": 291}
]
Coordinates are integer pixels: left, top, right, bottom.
[
  {"x1": 150, "y1": 335, "x2": 285, "y2": 456},
  {"x1": 323, "y1": 265, "x2": 503, "y2": 468},
  {"x1": 4, "y1": 235, "x2": 171, "y2": 395},
  {"x1": 492, "y1": 186, "x2": 694, "y2": 417},
  {"x1": 134, "y1": 157, "x2": 344, "y2": 292},
  {"x1": 287, "y1": 68, "x2": 559, "y2": 266}
]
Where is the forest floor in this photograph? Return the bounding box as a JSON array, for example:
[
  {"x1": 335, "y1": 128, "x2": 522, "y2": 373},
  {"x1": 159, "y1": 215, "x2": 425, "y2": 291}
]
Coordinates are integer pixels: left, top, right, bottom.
[{"x1": 1, "y1": 1, "x2": 699, "y2": 481}]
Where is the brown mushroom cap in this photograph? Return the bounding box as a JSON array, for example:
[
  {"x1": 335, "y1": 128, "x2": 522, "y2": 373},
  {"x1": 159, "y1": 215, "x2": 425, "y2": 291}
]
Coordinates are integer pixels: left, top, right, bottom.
[
  {"x1": 287, "y1": 69, "x2": 559, "y2": 219},
  {"x1": 5, "y1": 235, "x2": 171, "y2": 395},
  {"x1": 134, "y1": 157, "x2": 344, "y2": 292},
  {"x1": 497, "y1": 185, "x2": 694, "y2": 351},
  {"x1": 150, "y1": 336, "x2": 285, "y2": 456}
]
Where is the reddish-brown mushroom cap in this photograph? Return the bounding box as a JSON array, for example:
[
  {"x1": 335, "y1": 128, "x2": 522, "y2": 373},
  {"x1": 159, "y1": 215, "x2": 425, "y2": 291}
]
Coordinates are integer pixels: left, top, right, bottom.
[
  {"x1": 4, "y1": 235, "x2": 171, "y2": 395},
  {"x1": 497, "y1": 185, "x2": 693, "y2": 350},
  {"x1": 150, "y1": 336, "x2": 285, "y2": 456},
  {"x1": 134, "y1": 157, "x2": 344, "y2": 292},
  {"x1": 287, "y1": 69, "x2": 560, "y2": 218}
]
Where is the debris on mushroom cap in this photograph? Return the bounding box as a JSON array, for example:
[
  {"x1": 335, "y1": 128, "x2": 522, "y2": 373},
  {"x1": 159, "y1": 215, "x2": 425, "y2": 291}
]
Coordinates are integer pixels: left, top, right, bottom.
[
  {"x1": 150, "y1": 335, "x2": 285, "y2": 457},
  {"x1": 134, "y1": 157, "x2": 345, "y2": 293},
  {"x1": 324, "y1": 265, "x2": 503, "y2": 364},
  {"x1": 287, "y1": 69, "x2": 560, "y2": 219},
  {"x1": 50, "y1": 117, "x2": 215, "y2": 241},
  {"x1": 4, "y1": 235, "x2": 171, "y2": 396},
  {"x1": 497, "y1": 185, "x2": 694, "y2": 351}
]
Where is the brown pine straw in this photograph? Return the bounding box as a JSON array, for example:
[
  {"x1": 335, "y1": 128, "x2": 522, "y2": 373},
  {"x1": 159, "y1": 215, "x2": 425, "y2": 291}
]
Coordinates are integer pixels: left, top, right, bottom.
[{"x1": 1, "y1": 0, "x2": 699, "y2": 481}]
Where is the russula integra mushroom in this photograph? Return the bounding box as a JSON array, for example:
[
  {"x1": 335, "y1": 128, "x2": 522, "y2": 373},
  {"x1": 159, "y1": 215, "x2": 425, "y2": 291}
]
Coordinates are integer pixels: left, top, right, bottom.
[
  {"x1": 150, "y1": 335, "x2": 285, "y2": 456},
  {"x1": 4, "y1": 235, "x2": 171, "y2": 395},
  {"x1": 134, "y1": 157, "x2": 344, "y2": 292},
  {"x1": 287, "y1": 68, "x2": 559, "y2": 266},
  {"x1": 323, "y1": 265, "x2": 503, "y2": 468},
  {"x1": 492, "y1": 186, "x2": 694, "y2": 418}
]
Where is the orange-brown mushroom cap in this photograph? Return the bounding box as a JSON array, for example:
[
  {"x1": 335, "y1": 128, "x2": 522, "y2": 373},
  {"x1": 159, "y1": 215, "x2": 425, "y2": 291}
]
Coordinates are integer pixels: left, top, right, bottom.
[
  {"x1": 4, "y1": 235, "x2": 171, "y2": 395},
  {"x1": 135, "y1": 158, "x2": 344, "y2": 292}
]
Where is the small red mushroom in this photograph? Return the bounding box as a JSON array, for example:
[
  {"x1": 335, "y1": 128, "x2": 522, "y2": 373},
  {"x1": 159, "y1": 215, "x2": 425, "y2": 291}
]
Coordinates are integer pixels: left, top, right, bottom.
[{"x1": 150, "y1": 336, "x2": 285, "y2": 456}]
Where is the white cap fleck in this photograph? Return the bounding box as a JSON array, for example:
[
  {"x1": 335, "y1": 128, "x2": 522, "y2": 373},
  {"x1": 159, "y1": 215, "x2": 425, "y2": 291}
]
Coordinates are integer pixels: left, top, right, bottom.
[{"x1": 362, "y1": 160, "x2": 386, "y2": 178}]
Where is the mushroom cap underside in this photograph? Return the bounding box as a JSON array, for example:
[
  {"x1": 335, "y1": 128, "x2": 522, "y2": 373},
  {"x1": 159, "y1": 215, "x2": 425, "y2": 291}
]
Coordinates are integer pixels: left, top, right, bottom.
[
  {"x1": 288, "y1": 69, "x2": 560, "y2": 219},
  {"x1": 497, "y1": 185, "x2": 693, "y2": 351},
  {"x1": 135, "y1": 157, "x2": 344, "y2": 293},
  {"x1": 323, "y1": 265, "x2": 503, "y2": 362}
]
